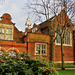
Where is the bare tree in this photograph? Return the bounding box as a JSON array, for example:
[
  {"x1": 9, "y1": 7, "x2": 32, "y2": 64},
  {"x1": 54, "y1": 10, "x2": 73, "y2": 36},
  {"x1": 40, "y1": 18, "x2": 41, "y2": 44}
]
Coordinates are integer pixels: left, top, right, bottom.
[
  {"x1": 55, "y1": 0, "x2": 75, "y2": 70},
  {"x1": 26, "y1": 0, "x2": 75, "y2": 70}
]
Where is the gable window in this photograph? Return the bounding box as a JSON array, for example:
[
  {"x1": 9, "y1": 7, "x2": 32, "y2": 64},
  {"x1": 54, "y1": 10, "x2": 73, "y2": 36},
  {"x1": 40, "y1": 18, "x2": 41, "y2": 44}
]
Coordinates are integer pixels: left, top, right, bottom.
[
  {"x1": 0, "y1": 27, "x2": 13, "y2": 40},
  {"x1": 35, "y1": 43, "x2": 47, "y2": 55},
  {"x1": 6, "y1": 28, "x2": 12, "y2": 40},
  {"x1": 0, "y1": 28, "x2": 4, "y2": 40},
  {"x1": 56, "y1": 31, "x2": 72, "y2": 46}
]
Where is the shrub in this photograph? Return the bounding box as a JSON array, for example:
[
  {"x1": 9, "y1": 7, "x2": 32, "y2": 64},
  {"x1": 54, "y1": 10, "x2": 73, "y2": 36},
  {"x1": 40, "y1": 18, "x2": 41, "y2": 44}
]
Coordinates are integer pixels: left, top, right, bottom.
[{"x1": 0, "y1": 51, "x2": 58, "y2": 75}]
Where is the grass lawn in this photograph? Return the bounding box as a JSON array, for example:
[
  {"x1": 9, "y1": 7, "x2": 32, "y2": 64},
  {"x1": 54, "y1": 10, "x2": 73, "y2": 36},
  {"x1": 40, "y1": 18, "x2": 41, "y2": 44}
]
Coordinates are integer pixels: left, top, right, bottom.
[
  {"x1": 58, "y1": 70, "x2": 75, "y2": 75},
  {"x1": 56, "y1": 64, "x2": 75, "y2": 68}
]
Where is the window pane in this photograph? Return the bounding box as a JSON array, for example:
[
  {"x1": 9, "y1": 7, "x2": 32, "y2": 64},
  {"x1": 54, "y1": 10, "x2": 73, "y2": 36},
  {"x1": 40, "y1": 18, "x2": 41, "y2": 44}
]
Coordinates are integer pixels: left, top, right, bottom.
[
  {"x1": 0, "y1": 50, "x2": 4, "y2": 55},
  {"x1": 6, "y1": 29, "x2": 9, "y2": 34},
  {"x1": 8, "y1": 35, "x2": 11, "y2": 40},
  {"x1": 2, "y1": 34, "x2": 4, "y2": 39},
  {"x1": 0, "y1": 34, "x2": 1, "y2": 39},
  {"x1": 56, "y1": 35, "x2": 61, "y2": 43},
  {"x1": 8, "y1": 51, "x2": 17, "y2": 56},
  {"x1": 44, "y1": 45, "x2": 46, "y2": 49},
  {"x1": 6, "y1": 28, "x2": 12, "y2": 40},
  {"x1": 44, "y1": 50, "x2": 46, "y2": 54},
  {"x1": 0, "y1": 28, "x2": 1, "y2": 33},
  {"x1": 9, "y1": 29, "x2": 12, "y2": 34},
  {"x1": 2, "y1": 28, "x2": 4, "y2": 33},
  {"x1": 36, "y1": 44, "x2": 39, "y2": 49}
]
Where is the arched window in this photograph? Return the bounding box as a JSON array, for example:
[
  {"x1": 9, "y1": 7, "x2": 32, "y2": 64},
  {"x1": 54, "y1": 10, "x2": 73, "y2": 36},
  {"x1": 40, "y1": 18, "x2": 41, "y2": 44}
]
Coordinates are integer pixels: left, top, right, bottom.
[
  {"x1": 0, "y1": 50, "x2": 4, "y2": 55},
  {"x1": 8, "y1": 50, "x2": 17, "y2": 56}
]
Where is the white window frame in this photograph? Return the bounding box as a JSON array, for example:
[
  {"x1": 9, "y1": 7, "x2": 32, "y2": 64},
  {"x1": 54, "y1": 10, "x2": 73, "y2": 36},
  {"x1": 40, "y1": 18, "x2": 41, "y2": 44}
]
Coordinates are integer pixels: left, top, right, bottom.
[
  {"x1": 55, "y1": 31, "x2": 72, "y2": 46},
  {"x1": 0, "y1": 27, "x2": 13, "y2": 40},
  {"x1": 35, "y1": 43, "x2": 47, "y2": 55}
]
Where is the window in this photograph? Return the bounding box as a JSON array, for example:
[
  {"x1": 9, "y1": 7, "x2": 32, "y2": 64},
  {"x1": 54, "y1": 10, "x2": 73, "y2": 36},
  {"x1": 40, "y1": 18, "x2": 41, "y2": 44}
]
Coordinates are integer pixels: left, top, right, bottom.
[
  {"x1": 6, "y1": 28, "x2": 12, "y2": 40},
  {"x1": 8, "y1": 50, "x2": 17, "y2": 56},
  {"x1": 32, "y1": 27, "x2": 38, "y2": 33},
  {"x1": 0, "y1": 50, "x2": 4, "y2": 55},
  {"x1": 56, "y1": 31, "x2": 71, "y2": 46},
  {"x1": 35, "y1": 43, "x2": 47, "y2": 55},
  {"x1": 0, "y1": 28, "x2": 4, "y2": 40},
  {"x1": 0, "y1": 27, "x2": 12, "y2": 40}
]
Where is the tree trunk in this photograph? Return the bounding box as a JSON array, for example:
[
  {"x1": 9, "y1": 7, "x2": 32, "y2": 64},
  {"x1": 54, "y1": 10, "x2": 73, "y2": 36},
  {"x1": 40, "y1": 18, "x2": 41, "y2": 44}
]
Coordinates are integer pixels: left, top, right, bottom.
[
  {"x1": 51, "y1": 37, "x2": 54, "y2": 61},
  {"x1": 61, "y1": 37, "x2": 65, "y2": 70}
]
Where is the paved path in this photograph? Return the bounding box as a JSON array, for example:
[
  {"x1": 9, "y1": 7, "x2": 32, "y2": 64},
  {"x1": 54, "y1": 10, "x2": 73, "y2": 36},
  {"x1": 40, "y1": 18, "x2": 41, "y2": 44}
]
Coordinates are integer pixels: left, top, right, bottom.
[{"x1": 56, "y1": 68, "x2": 75, "y2": 70}]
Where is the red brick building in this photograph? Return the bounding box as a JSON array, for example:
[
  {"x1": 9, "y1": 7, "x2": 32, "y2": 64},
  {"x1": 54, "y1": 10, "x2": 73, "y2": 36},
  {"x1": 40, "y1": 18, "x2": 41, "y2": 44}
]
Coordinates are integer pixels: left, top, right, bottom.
[{"x1": 0, "y1": 10, "x2": 75, "y2": 64}]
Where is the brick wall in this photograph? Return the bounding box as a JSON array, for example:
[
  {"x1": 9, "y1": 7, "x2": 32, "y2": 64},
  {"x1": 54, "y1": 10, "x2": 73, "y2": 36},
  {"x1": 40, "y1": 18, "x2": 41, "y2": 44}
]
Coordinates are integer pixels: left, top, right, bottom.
[
  {"x1": 13, "y1": 26, "x2": 24, "y2": 43},
  {"x1": 27, "y1": 42, "x2": 51, "y2": 61},
  {"x1": 54, "y1": 31, "x2": 74, "y2": 63},
  {"x1": 0, "y1": 40, "x2": 27, "y2": 54}
]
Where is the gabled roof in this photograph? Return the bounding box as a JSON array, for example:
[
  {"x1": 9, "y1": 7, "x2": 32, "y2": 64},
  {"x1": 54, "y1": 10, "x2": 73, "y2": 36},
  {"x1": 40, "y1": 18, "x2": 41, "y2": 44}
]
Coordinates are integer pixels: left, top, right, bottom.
[
  {"x1": 38, "y1": 9, "x2": 74, "y2": 30},
  {"x1": 39, "y1": 16, "x2": 55, "y2": 29}
]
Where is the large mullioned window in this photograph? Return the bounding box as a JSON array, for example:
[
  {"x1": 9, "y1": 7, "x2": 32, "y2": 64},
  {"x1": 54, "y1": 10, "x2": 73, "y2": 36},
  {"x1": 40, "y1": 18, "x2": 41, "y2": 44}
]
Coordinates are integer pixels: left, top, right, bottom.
[
  {"x1": 35, "y1": 43, "x2": 47, "y2": 55},
  {"x1": 0, "y1": 27, "x2": 12, "y2": 40},
  {"x1": 56, "y1": 31, "x2": 71, "y2": 46}
]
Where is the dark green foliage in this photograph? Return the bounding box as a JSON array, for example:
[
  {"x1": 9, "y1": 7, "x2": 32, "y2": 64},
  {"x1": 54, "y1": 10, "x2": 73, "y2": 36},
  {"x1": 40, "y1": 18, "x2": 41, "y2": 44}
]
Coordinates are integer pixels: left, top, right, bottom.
[{"x1": 0, "y1": 51, "x2": 58, "y2": 75}]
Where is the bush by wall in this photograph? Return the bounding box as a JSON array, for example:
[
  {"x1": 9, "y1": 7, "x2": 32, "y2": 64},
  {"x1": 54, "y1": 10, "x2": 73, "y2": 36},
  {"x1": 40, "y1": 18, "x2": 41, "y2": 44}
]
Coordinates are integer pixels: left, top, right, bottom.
[{"x1": 0, "y1": 51, "x2": 58, "y2": 75}]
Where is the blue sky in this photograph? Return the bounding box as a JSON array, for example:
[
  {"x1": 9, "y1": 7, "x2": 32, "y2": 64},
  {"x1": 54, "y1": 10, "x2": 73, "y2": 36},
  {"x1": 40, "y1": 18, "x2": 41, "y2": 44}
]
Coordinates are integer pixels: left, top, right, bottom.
[{"x1": 0, "y1": 0, "x2": 30, "y2": 32}]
